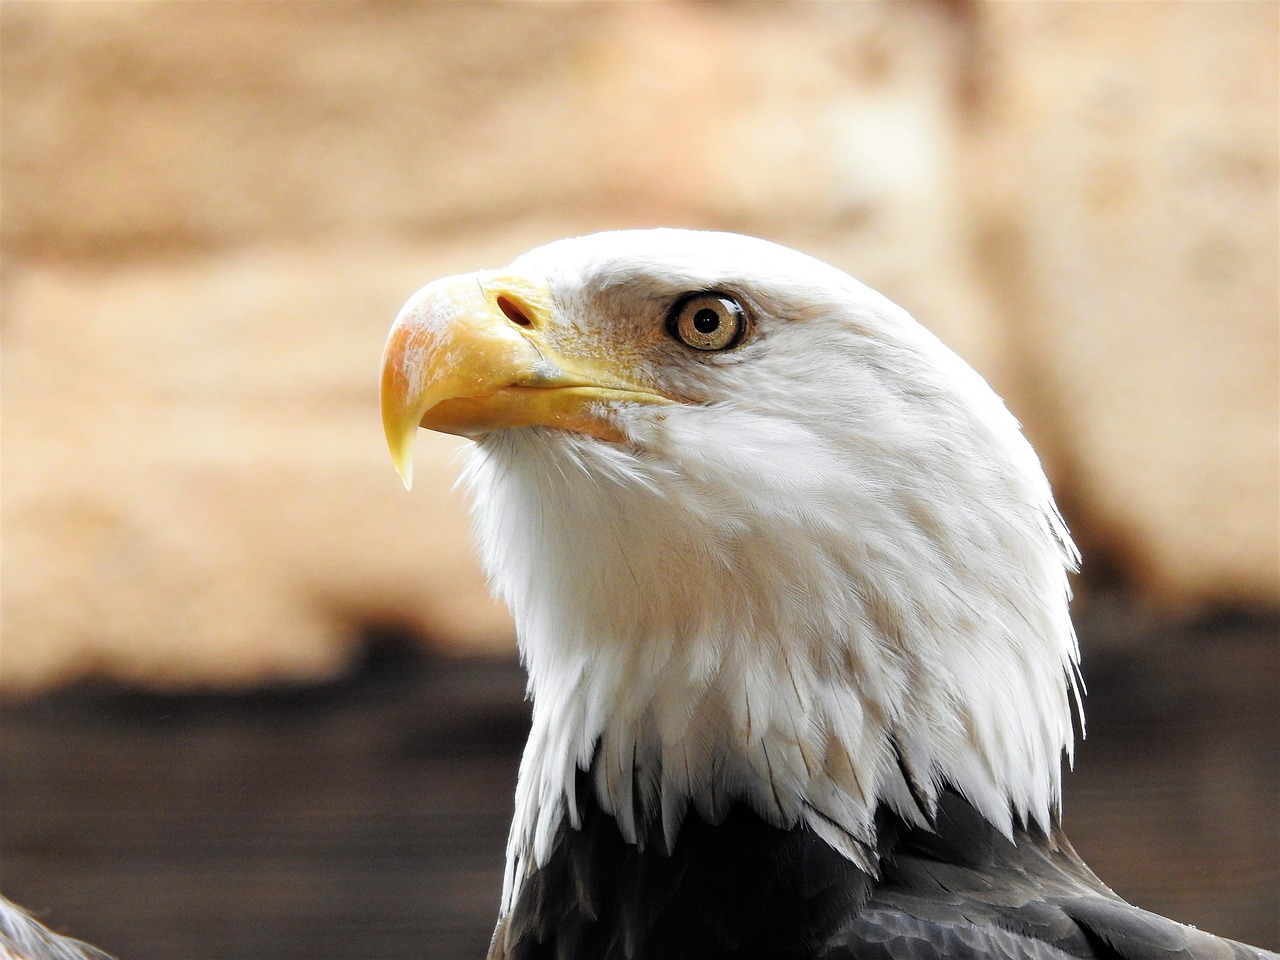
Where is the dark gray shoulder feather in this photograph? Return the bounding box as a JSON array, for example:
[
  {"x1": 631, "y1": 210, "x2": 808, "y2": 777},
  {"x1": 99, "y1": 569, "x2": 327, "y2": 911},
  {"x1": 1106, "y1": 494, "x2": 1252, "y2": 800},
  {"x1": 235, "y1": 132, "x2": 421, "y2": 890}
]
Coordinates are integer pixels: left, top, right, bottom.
[{"x1": 832, "y1": 793, "x2": 1277, "y2": 960}]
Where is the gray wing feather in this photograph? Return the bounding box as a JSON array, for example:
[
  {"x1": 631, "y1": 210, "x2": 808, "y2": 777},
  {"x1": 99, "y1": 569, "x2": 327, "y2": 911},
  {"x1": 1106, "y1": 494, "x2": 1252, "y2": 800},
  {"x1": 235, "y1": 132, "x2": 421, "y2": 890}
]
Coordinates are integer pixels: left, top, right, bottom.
[
  {"x1": 829, "y1": 891, "x2": 1280, "y2": 960},
  {"x1": 840, "y1": 901, "x2": 1085, "y2": 960}
]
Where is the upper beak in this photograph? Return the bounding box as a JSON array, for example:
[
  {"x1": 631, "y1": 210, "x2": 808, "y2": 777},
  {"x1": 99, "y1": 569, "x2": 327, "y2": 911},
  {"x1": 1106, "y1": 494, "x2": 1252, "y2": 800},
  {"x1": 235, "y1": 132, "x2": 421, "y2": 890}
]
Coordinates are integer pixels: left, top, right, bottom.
[{"x1": 380, "y1": 272, "x2": 667, "y2": 489}]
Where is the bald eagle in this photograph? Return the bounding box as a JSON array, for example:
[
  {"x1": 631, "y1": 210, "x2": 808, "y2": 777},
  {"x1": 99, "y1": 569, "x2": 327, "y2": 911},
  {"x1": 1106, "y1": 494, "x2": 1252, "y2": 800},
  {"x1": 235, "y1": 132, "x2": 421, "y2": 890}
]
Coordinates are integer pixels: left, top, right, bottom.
[{"x1": 381, "y1": 230, "x2": 1276, "y2": 960}]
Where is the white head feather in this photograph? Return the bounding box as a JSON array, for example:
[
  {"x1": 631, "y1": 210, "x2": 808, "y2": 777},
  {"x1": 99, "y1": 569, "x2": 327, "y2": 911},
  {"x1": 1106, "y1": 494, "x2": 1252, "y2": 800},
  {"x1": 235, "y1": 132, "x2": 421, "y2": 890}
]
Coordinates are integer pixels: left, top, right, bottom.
[{"x1": 453, "y1": 229, "x2": 1080, "y2": 912}]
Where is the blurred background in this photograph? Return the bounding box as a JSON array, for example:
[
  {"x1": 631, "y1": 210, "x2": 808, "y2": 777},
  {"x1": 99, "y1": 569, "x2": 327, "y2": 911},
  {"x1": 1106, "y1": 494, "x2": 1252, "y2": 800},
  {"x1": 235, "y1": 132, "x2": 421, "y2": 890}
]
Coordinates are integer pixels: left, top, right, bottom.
[{"x1": 1, "y1": 2, "x2": 1276, "y2": 957}]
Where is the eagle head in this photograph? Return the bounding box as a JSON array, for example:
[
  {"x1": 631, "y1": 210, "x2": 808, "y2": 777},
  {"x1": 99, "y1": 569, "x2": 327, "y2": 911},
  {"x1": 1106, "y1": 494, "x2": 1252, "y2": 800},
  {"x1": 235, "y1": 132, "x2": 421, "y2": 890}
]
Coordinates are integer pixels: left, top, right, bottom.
[{"x1": 381, "y1": 229, "x2": 1081, "y2": 911}]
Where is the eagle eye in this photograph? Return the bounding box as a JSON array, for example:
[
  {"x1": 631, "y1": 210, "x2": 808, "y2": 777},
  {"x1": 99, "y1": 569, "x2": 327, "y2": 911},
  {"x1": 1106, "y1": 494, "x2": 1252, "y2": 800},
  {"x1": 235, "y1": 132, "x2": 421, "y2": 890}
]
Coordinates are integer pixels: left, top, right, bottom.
[{"x1": 669, "y1": 293, "x2": 747, "y2": 352}]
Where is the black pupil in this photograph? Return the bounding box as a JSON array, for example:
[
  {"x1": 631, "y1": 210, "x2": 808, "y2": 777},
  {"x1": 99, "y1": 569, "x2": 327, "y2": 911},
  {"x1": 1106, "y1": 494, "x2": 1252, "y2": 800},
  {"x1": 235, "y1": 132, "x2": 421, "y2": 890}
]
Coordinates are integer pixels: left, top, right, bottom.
[{"x1": 692, "y1": 308, "x2": 721, "y2": 335}]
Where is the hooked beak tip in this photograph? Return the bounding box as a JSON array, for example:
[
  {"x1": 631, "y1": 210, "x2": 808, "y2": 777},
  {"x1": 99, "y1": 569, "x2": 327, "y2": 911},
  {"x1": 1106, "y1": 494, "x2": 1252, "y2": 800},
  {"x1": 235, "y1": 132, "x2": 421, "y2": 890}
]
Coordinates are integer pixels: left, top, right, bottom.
[{"x1": 382, "y1": 393, "x2": 420, "y2": 491}]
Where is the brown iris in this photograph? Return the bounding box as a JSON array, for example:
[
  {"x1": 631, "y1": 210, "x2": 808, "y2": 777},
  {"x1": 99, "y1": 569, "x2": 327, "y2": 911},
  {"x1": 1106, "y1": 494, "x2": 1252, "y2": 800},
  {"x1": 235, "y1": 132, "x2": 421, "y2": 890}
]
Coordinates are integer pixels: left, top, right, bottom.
[{"x1": 670, "y1": 293, "x2": 747, "y2": 352}]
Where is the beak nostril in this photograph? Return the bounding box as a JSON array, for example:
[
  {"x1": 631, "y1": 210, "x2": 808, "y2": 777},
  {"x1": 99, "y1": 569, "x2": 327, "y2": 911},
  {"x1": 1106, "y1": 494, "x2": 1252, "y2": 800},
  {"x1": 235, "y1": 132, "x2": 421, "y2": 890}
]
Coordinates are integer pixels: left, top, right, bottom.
[{"x1": 497, "y1": 295, "x2": 533, "y2": 328}]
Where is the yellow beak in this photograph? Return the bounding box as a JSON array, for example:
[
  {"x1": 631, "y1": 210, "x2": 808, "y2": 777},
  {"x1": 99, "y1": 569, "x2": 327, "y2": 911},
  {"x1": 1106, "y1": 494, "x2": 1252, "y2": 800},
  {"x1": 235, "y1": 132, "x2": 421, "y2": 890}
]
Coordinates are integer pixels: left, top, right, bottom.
[{"x1": 380, "y1": 272, "x2": 668, "y2": 489}]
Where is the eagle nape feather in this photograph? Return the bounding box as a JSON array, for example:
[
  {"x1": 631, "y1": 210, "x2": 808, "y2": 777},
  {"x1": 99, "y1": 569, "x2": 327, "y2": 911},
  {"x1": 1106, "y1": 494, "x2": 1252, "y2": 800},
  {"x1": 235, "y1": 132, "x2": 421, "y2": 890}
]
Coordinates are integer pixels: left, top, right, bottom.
[{"x1": 380, "y1": 228, "x2": 1277, "y2": 960}]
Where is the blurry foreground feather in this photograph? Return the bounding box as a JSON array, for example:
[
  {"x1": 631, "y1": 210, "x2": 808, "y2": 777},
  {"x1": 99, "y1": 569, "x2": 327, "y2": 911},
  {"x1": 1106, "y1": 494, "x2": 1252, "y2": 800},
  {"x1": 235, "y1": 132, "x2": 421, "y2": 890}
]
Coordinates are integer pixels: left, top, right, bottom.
[{"x1": 0, "y1": 898, "x2": 109, "y2": 960}]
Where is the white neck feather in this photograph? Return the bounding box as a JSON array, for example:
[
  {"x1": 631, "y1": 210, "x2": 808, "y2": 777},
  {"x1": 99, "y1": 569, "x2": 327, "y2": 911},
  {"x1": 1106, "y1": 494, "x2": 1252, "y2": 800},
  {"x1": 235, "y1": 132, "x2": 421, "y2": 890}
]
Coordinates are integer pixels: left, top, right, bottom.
[{"x1": 462, "y1": 291, "x2": 1081, "y2": 914}]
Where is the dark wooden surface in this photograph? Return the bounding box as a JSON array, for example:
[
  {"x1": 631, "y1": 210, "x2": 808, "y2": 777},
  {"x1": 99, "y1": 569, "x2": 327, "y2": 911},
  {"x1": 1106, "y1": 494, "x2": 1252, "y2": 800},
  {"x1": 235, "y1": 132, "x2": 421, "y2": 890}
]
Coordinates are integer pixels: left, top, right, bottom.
[{"x1": 2, "y1": 615, "x2": 1277, "y2": 960}]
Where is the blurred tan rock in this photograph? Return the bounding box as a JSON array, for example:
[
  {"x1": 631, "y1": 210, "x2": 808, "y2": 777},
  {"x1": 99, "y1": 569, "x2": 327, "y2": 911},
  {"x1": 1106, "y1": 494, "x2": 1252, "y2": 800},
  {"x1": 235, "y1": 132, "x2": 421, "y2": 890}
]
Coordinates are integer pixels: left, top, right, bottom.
[
  {"x1": 1, "y1": 2, "x2": 1275, "y2": 693},
  {"x1": 965, "y1": 2, "x2": 1279, "y2": 608},
  {"x1": 2, "y1": 240, "x2": 556, "y2": 694},
  {"x1": 1, "y1": 3, "x2": 598, "y2": 254},
  {"x1": 2, "y1": 3, "x2": 932, "y2": 254}
]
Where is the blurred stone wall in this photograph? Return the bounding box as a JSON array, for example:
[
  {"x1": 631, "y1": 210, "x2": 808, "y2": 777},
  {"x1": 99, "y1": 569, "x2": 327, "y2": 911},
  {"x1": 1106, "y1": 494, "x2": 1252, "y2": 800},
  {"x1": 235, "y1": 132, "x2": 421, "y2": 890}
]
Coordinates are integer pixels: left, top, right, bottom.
[{"x1": 2, "y1": 2, "x2": 1276, "y2": 693}]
